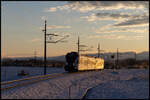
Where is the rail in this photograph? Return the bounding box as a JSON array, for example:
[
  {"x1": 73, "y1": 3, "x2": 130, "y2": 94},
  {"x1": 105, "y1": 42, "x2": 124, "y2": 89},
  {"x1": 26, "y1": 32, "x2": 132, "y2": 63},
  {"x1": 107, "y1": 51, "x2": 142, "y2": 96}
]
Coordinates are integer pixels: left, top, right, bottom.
[{"x1": 1, "y1": 73, "x2": 66, "y2": 91}]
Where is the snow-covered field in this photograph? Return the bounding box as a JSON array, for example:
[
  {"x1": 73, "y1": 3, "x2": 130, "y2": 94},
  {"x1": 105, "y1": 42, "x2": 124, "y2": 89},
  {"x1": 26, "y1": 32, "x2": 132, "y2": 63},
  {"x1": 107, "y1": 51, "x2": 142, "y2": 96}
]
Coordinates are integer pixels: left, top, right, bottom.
[
  {"x1": 85, "y1": 69, "x2": 149, "y2": 99},
  {"x1": 1, "y1": 66, "x2": 65, "y2": 82},
  {"x1": 1, "y1": 67, "x2": 149, "y2": 99}
]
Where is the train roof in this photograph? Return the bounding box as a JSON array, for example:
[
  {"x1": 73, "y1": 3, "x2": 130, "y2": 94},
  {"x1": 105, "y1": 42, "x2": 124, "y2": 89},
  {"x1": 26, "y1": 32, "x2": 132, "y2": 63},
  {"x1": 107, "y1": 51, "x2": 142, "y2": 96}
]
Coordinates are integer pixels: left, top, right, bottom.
[{"x1": 79, "y1": 55, "x2": 104, "y2": 60}]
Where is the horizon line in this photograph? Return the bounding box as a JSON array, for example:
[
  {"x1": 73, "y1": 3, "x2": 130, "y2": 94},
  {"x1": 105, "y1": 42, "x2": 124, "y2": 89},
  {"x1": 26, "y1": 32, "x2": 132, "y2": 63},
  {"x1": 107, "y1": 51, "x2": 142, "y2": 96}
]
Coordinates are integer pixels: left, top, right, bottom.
[{"x1": 2, "y1": 50, "x2": 149, "y2": 59}]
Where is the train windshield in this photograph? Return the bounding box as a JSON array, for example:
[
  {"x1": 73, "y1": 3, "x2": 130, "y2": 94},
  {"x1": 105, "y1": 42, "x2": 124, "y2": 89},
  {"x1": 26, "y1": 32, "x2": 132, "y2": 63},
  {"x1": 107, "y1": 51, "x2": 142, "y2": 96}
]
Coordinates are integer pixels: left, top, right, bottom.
[{"x1": 65, "y1": 52, "x2": 79, "y2": 65}]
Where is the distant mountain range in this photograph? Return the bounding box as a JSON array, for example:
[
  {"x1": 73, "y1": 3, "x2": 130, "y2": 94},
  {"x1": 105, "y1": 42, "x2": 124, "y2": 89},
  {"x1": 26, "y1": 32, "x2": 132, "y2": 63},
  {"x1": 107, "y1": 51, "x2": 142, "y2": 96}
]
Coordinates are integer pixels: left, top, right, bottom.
[{"x1": 2, "y1": 51, "x2": 149, "y2": 61}]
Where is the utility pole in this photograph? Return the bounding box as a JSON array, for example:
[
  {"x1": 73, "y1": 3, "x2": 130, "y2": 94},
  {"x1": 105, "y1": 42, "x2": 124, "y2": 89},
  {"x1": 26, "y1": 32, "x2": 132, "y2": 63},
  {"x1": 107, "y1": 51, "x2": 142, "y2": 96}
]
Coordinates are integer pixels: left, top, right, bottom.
[
  {"x1": 42, "y1": 20, "x2": 69, "y2": 75},
  {"x1": 44, "y1": 20, "x2": 47, "y2": 75},
  {"x1": 34, "y1": 50, "x2": 37, "y2": 64},
  {"x1": 97, "y1": 43, "x2": 100, "y2": 58},
  {"x1": 116, "y1": 48, "x2": 119, "y2": 69},
  {"x1": 77, "y1": 36, "x2": 88, "y2": 55},
  {"x1": 134, "y1": 52, "x2": 136, "y2": 61},
  {"x1": 77, "y1": 36, "x2": 80, "y2": 55}
]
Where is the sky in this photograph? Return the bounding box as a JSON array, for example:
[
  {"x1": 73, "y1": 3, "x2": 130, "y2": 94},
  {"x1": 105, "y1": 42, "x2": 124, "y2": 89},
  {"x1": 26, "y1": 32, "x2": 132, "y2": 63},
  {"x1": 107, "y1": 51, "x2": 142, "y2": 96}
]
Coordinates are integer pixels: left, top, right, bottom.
[{"x1": 1, "y1": 1, "x2": 149, "y2": 58}]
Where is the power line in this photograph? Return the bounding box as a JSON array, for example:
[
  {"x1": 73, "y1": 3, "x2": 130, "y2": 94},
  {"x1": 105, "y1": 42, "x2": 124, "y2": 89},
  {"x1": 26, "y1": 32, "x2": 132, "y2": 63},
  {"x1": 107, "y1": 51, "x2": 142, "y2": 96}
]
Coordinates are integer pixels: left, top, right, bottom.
[{"x1": 42, "y1": 20, "x2": 69, "y2": 75}]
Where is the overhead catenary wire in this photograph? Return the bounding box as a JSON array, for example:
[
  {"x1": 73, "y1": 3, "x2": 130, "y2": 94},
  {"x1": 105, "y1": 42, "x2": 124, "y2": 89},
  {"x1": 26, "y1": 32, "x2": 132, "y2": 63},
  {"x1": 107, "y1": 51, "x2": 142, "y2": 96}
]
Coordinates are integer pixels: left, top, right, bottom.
[{"x1": 42, "y1": 20, "x2": 69, "y2": 75}]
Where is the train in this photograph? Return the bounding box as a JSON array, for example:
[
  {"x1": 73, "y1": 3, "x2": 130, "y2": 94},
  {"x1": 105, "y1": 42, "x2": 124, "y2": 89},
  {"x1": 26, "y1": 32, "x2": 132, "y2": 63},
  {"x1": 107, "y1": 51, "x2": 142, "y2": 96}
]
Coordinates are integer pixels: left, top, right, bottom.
[{"x1": 64, "y1": 52, "x2": 104, "y2": 72}]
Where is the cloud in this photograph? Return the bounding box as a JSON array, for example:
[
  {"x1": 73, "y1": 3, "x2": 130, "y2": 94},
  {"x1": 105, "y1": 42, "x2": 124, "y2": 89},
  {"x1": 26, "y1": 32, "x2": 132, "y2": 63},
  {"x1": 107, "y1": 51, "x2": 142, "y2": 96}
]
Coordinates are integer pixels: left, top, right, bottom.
[
  {"x1": 45, "y1": 4, "x2": 71, "y2": 12},
  {"x1": 96, "y1": 27, "x2": 148, "y2": 34},
  {"x1": 47, "y1": 25, "x2": 71, "y2": 29},
  {"x1": 41, "y1": 16, "x2": 48, "y2": 20},
  {"x1": 76, "y1": 2, "x2": 149, "y2": 28},
  {"x1": 31, "y1": 38, "x2": 42, "y2": 42},
  {"x1": 96, "y1": 12, "x2": 131, "y2": 18},
  {"x1": 46, "y1": 1, "x2": 149, "y2": 13},
  {"x1": 81, "y1": 12, "x2": 133, "y2": 22},
  {"x1": 114, "y1": 14, "x2": 149, "y2": 27},
  {"x1": 94, "y1": 21, "x2": 149, "y2": 34},
  {"x1": 47, "y1": 7, "x2": 57, "y2": 12},
  {"x1": 39, "y1": 25, "x2": 72, "y2": 32},
  {"x1": 82, "y1": 11, "x2": 149, "y2": 29},
  {"x1": 88, "y1": 34, "x2": 125, "y2": 40},
  {"x1": 81, "y1": 11, "x2": 149, "y2": 24},
  {"x1": 68, "y1": 1, "x2": 149, "y2": 12},
  {"x1": 88, "y1": 34, "x2": 144, "y2": 40}
]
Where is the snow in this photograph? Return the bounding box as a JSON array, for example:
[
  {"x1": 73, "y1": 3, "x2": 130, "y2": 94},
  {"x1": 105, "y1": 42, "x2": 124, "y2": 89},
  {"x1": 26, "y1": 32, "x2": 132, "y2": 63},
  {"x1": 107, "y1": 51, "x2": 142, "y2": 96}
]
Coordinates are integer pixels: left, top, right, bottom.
[
  {"x1": 85, "y1": 76, "x2": 149, "y2": 99},
  {"x1": 1, "y1": 68, "x2": 149, "y2": 99},
  {"x1": 1, "y1": 66, "x2": 65, "y2": 82}
]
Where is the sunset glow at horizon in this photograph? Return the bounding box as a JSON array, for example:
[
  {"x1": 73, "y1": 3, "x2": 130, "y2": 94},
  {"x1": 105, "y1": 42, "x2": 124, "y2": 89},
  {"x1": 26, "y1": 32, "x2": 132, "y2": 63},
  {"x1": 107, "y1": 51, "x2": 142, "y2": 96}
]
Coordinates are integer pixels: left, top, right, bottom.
[{"x1": 1, "y1": 1, "x2": 149, "y2": 58}]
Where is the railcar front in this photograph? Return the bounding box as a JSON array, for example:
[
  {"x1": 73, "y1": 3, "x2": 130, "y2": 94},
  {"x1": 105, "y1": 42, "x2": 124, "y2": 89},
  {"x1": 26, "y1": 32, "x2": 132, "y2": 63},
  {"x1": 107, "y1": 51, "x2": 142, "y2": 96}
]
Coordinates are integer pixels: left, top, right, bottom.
[{"x1": 64, "y1": 52, "x2": 78, "y2": 72}]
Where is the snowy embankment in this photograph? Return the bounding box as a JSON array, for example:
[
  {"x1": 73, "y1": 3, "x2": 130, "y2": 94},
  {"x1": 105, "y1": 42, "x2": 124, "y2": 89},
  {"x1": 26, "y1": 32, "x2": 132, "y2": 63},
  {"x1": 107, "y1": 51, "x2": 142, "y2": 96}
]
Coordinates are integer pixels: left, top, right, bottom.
[
  {"x1": 84, "y1": 69, "x2": 149, "y2": 99},
  {"x1": 1, "y1": 69, "x2": 149, "y2": 99}
]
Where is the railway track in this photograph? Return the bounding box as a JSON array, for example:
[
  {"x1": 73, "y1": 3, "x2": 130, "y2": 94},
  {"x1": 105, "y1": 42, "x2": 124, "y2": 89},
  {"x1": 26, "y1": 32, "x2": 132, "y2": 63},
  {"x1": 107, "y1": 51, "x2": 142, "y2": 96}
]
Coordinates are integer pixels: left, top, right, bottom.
[
  {"x1": 1, "y1": 71, "x2": 96, "y2": 91},
  {"x1": 1, "y1": 72, "x2": 67, "y2": 91}
]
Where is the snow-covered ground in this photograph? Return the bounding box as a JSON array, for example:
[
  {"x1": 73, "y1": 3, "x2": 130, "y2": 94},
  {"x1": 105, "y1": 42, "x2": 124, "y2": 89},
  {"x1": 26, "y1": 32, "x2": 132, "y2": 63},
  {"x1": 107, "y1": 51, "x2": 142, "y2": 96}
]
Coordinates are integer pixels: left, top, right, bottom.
[
  {"x1": 1, "y1": 68, "x2": 149, "y2": 99},
  {"x1": 85, "y1": 69, "x2": 149, "y2": 99},
  {"x1": 1, "y1": 66, "x2": 65, "y2": 82}
]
